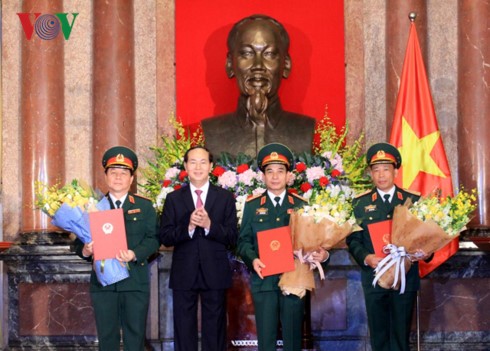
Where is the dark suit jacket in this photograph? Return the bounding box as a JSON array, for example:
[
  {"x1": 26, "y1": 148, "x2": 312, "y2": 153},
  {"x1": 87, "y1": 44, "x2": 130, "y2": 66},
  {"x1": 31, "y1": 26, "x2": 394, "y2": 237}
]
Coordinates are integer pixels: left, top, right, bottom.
[
  {"x1": 159, "y1": 183, "x2": 238, "y2": 290},
  {"x1": 346, "y1": 186, "x2": 421, "y2": 292},
  {"x1": 74, "y1": 193, "x2": 160, "y2": 292}
]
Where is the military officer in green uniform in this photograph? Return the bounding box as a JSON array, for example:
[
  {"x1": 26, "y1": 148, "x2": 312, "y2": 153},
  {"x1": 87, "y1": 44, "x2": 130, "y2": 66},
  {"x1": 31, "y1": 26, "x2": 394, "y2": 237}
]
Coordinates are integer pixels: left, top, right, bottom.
[
  {"x1": 347, "y1": 142, "x2": 429, "y2": 351},
  {"x1": 74, "y1": 146, "x2": 159, "y2": 351},
  {"x1": 237, "y1": 143, "x2": 328, "y2": 351}
]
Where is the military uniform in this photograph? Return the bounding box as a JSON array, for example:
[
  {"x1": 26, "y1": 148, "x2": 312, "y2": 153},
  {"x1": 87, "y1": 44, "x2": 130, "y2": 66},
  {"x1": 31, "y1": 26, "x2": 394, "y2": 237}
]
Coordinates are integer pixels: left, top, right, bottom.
[
  {"x1": 74, "y1": 146, "x2": 159, "y2": 351},
  {"x1": 237, "y1": 142, "x2": 309, "y2": 351},
  {"x1": 346, "y1": 142, "x2": 420, "y2": 351},
  {"x1": 238, "y1": 191, "x2": 307, "y2": 351}
]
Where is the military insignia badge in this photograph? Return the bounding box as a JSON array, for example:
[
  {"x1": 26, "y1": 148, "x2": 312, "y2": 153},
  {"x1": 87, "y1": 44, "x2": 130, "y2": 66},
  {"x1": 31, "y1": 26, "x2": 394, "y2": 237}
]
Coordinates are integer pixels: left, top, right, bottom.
[
  {"x1": 128, "y1": 209, "x2": 141, "y2": 214},
  {"x1": 365, "y1": 204, "x2": 377, "y2": 212},
  {"x1": 256, "y1": 207, "x2": 268, "y2": 215},
  {"x1": 129, "y1": 195, "x2": 135, "y2": 204},
  {"x1": 397, "y1": 191, "x2": 403, "y2": 200},
  {"x1": 287, "y1": 209, "x2": 293, "y2": 214}
]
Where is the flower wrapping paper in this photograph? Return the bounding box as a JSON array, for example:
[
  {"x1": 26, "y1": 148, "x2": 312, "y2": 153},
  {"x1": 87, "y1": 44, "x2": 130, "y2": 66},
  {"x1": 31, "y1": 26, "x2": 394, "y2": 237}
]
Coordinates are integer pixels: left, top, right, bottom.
[
  {"x1": 278, "y1": 212, "x2": 359, "y2": 297},
  {"x1": 375, "y1": 204, "x2": 460, "y2": 290}
]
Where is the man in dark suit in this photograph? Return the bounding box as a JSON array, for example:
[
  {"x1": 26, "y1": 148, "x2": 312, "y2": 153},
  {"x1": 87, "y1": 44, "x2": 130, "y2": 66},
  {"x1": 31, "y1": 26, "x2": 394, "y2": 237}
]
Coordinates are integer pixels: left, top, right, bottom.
[
  {"x1": 347, "y1": 142, "x2": 429, "y2": 351},
  {"x1": 202, "y1": 14, "x2": 315, "y2": 158},
  {"x1": 237, "y1": 143, "x2": 328, "y2": 351},
  {"x1": 159, "y1": 146, "x2": 238, "y2": 351},
  {"x1": 74, "y1": 146, "x2": 160, "y2": 351}
]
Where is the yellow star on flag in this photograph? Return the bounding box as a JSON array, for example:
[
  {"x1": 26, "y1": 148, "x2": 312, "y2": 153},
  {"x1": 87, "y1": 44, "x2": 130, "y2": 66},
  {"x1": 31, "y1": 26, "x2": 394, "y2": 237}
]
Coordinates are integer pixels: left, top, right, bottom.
[{"x1": 398, "y1": 117, "x2": 446, "y2": 188}]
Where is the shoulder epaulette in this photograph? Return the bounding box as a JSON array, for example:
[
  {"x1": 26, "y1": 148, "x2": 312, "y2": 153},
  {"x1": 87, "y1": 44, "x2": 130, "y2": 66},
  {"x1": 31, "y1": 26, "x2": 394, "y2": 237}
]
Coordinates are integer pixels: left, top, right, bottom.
[
  {"x1": 402, "y1": 188, "x2": 421, "y2": 196},
  {"x1": 354, "y1": 189, "x2": 372, "y2": 199},
  {"x1": 133, "y1": 193, "x2": 152, "y2": 201},
  {"x1": 246, "y1": 194, "x2": 262, "y2": 202},
  {"x1": 290, "y1": 192, "x2": 308, "y2": 203}
]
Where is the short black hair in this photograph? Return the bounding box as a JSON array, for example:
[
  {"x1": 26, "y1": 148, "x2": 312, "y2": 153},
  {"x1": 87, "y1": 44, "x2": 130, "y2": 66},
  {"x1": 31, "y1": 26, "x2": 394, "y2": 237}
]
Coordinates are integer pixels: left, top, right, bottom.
[
  {"x1": 183, "y1": 146, "x2": 214, "y2": 163},
  {"x1": 227, "y1": 14, "x2": 290, "y2": 53}
]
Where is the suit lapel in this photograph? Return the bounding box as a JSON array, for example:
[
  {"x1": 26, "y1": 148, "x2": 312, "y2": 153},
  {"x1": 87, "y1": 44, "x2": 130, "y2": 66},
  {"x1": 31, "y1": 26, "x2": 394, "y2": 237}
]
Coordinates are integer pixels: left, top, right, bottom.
[
  {"x1": 182, "y1": 186, "x2": 195, "y2": 212},
  {"x1": 205, "y1": 185, "x2": 217, "y2": 212}
]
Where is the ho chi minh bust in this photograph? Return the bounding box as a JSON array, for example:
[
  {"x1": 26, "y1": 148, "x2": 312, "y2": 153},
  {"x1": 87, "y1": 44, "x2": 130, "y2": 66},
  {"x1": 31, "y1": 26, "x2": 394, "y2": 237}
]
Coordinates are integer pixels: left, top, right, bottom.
[{"x1": 201, "y1": 14, "x2": 316, "y2": 158}]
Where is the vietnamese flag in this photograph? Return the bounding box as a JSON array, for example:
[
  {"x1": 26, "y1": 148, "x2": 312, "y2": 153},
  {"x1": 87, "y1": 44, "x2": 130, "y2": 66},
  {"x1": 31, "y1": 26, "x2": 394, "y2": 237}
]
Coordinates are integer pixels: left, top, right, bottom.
[{"x1": 389, "y1": 21, "x2": 457, "y2": 277}]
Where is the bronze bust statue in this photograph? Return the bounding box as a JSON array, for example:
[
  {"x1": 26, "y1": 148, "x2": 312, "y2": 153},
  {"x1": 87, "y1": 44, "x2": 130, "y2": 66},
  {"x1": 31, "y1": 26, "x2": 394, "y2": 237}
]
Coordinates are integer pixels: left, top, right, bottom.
[{"x1": 202, "y1": 14, "x2": 316, "y2": 158}]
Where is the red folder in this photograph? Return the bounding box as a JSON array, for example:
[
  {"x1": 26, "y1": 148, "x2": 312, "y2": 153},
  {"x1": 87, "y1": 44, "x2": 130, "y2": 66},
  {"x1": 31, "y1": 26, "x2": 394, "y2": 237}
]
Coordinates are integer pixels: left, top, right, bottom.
[
  {"x1": 257, "y1": 226, "x2": 295, "y2": 277},
  {"x1": 89, "y1": 209, "x2": 127, "y2": 260},
  {"x1": 367, "y1": 220, "x2": 392, "y2": 258}
]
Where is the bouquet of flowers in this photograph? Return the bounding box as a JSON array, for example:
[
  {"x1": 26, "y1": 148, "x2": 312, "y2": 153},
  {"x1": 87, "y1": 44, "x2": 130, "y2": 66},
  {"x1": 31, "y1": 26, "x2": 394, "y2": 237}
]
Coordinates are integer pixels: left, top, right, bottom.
[
  {"x1": 35, "y1": 179, "x2": 129, "y2": 286},
  {"x1": 373, "y1": 188, "x2": 477, "y2": 293},
  {"x1": 278, "y1": 185, "x2": 361, "y2": 298}
]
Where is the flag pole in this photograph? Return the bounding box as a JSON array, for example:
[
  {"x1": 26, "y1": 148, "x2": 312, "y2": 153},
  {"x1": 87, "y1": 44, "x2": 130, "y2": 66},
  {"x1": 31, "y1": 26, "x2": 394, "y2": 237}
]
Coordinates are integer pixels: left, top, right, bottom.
[
  {"x1": 407, "y1": 12, "x2": 422, "y2": 351},
  {"x1": 405, "y1": 11, "x2": 422, "y2": 350}
]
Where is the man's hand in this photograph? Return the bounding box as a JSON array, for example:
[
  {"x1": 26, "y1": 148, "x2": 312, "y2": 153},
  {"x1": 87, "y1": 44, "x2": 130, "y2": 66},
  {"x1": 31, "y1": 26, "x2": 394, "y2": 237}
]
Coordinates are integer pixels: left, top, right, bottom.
[
  {"x1": 364, "y1": 254, "x2": 383, "y2": 268},
  {"x1": 311, "y1": 247, "x2": 329, "y2": 263},
  {"x1": 252, "y1": 258, "x2": 266, "y2": 279},
  {"x1": 116, "y1": 249, "x2": 136, "y2": 263},
  {"x1": 189, "y1": 207, "x2": 211, "y2": 231},
  {"x1": 82, "y1": 241, "x2": 94, "y2": 257},
  {"x1": 410, "y1": 249, "x2": 431, "y2": 262}
]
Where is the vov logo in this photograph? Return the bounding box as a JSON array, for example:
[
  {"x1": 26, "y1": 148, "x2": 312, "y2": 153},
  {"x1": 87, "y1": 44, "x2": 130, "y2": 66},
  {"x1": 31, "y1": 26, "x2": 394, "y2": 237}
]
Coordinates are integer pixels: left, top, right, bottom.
[{"x1": 17, "y1": 13, "x2": 79, "y2": 40}]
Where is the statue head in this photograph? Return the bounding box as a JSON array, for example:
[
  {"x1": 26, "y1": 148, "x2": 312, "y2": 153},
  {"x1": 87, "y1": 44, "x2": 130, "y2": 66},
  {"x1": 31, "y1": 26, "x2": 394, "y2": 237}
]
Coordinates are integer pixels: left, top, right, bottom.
[{"x1": 225, "y1": 15, "x2": 292, "y2": 126}]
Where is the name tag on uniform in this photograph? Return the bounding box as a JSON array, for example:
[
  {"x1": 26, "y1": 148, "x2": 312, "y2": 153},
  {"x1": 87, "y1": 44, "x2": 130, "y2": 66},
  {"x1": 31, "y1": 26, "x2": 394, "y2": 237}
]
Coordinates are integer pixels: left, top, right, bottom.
[{"x1": 128, "y1": 209, "x2": 141, "y2": 214}]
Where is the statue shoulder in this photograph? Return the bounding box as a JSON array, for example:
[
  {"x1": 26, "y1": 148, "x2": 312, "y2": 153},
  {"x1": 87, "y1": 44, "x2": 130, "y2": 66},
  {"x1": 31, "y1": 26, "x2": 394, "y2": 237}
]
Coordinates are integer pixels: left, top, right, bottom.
[
  {"x1": 201, "y1": 113, "x2": 235, "y2": 128},
  {"x1": 281, "y1": 111, "x2": 316, "y2": 126}
]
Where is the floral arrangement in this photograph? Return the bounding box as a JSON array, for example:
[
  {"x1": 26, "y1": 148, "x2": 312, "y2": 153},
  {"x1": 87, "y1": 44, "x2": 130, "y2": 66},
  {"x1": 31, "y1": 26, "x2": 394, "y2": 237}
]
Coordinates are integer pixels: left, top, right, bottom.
[
  {"x1": 35, "y1": 179, "x2": 130, "y2": 287},
  {"x1": 409, "y1": 188, "x2": 477, "y2": 236},
  {"x1": 140, "y1": 113, "x2": 371, "y2": 215},
  {"x1": 139, "y1": 114, "x2": 204, "y2": 205},
  {"x1": 296, "y1": 184, "x2": 357, "y2": 226},
  {"x1": 373, "y1": 188, "x2": 477, "y2": 293},
  {"x1": 34, "y1": 179, "x2": 99, "y2": 216}
]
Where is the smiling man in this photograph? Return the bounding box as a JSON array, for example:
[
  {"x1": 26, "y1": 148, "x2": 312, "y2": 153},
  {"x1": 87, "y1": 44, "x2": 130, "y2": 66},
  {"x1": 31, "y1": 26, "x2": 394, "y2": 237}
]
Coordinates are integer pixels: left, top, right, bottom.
[
  {"x1": 237, "y1": 143, "x2": 328, "y2": 351},
  {"x1": 159, "y1": 146, "x2": 238, "y2": 351},
  {"x1": 74, "y1": 146, "x2": 159, "y2": 351},
  {"x1": 201, "y1": 14, "x2": 315, "y2": 158},
  {"x1": 346, "y1": 142, "x2": 429, "y2": 351}
]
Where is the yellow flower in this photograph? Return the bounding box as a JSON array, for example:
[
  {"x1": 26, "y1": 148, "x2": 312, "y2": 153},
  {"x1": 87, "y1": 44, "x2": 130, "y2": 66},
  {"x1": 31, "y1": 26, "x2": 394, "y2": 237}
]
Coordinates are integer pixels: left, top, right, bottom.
[{"x1": 34, "y1": 179, "x2": 99, "y2": 218}]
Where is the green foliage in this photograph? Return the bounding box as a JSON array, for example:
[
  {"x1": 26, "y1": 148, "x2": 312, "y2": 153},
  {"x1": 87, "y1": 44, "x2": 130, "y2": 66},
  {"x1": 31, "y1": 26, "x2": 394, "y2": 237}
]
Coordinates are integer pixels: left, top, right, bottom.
[{"x1": 139, "y1": 115, "x2": 204, "y2": 201}]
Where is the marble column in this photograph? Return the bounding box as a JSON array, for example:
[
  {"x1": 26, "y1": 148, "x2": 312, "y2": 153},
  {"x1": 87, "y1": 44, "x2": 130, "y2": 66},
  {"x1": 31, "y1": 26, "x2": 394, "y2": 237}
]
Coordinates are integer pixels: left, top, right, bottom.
[
  {"x1": 385, "y1": 1, "x2": 427, "y2": 135},
  {"x1": 92, "y1": 0, "x2": 136, "y2": 192},
  {"x1": 458, "y1": 0, "x2": 490, "y2": 233},
  {"x1": 20, "y1": 0, "x2": 65, "y2": 233}
]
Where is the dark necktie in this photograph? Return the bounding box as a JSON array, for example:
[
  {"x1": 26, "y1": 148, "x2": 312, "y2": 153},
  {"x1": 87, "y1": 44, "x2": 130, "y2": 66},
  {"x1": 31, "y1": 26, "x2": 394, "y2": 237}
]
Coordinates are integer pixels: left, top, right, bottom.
[
  {"x1": 383, "y1": 194, "x2": 391, "y2": 204},
  {"x1": 115, "y1": 200, "x2": 122, "y2": 208},
  {"x1": 274, "y1": 196, "x2": 281, "y2": 208},
  {"x1": 195, "y1": 190, "x2": 204, "y2": 208}
]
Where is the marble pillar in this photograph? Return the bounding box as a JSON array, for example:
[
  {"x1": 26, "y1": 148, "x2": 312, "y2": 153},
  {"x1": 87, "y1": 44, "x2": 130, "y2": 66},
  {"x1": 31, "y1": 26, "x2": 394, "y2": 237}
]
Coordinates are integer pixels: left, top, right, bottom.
[
  {"x1": 385, "y1": 1, "x2": 427, "y2": 136},
  {"x1": 20, "y1": 0, "x2": 65, "y2": 233},
  {"x1": 92, "y1": 0, "x2": 136, "y2": 192},
  {"x1": 458, "y1": 0, "x2": 490, "y2": 234}
]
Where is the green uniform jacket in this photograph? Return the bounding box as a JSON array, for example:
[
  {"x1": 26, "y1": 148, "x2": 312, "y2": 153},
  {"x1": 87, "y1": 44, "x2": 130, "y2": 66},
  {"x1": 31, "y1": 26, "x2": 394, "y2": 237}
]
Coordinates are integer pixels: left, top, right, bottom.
[
  {"x1": 346, "y1": 186, "x2": 421, "y2": 292},
  {"x1": 237, "y1": 191, "x2": 307, "y2": 292},
  {"x1": 74, "y1": 193, "x2": 160, "y2": 292}
]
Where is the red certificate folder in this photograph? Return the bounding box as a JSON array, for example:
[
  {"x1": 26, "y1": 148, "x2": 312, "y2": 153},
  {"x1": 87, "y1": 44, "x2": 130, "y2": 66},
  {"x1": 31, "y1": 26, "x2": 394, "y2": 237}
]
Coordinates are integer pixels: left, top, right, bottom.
[
  {"x1": 257, "y1": 226, "x2": 295, "y2": 277},
  {"x1": 89, "y1": 209, "x2": 127, "y2": 260},
  {"x1": 367, "y1": 220, "x2": 392, "y2": 258}
]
